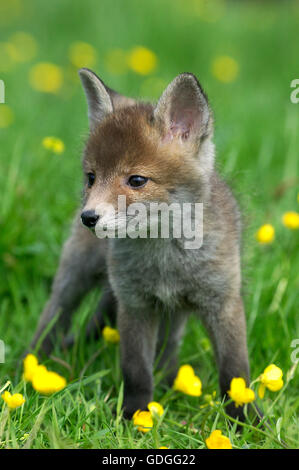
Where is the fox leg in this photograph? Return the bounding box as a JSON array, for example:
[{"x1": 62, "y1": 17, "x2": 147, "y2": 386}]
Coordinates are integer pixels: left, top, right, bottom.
[
  {"x1": 118, "y1": 304, "x2": 159, "y2": 418},
  {"x1": 200, "y1": 295, "x2": 250, "y2": 421},
  {"x1": 155, "y1": 313, "x2": 187, "y2": 386},
  {"x1": 29, "y1": 216, "x2": 108, "y2": 355}
]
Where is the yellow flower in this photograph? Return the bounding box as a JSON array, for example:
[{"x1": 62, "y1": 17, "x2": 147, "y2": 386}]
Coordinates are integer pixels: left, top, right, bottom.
[
  {"x1": 132, "y1": 409, "x2": 153, "y2": 433},
  {"x1": 206, "y1": 430, "x2": 232, "y2": 449},
  {"x1": 42, "y1": 136, "x2": 65, "y2": 154},
  {"x1": 258, "y1": 364, "x2": 283, "y2": 399},
  {"x1": 69, "y1": 41, "x2": 97, "y2": 68},
  {"x1": 23, "y1": 353, "x2": 67, "y2": 395},
  {"x1": 227, "y1": 377, "x2": 255, "y2": 407},
  {"x1": 102, "y1": 326, "x2": 120, "y2": 343},
  {"x1": 173, "y1": 364, "x2": 202, "y2": 397},
  {"x1": 29, "y1": 62, "x2": 63, "y2": 94},
  {"x1": 0, "y1": 105, "x2": 14, "y2": 128},
  {"x1": 148, "y1": 401, "x2": 164, "y2": 417},
  {"x1": 212, "y1": 55, "x2": 239, "y2": 83},
  {"x1": 31, "y1": 368, "x2": 66, "y2": 395},
  {"x1": 105, "y1": 48, "x2": 128, "y2": 75},
  {"x1": 23, "y1": 353, "x2": 39, "y2": 381},
  {"x1": 159, "y1": 446, "x2": 168, "y2": 449},
  {"x1": 1, "y1": 391, "x2": 25, "y2": 410},
  {"x1": 8, "y1": 32, "x2": 37, "y2": 63},
  {"x1": 282, "y1": 211, "x2": 299, "y2": 230},
  {"x1": 256, "y1": 224, "x2": 275, "y2": 244},
  {"x1": 128, "y1": 46, "x2": 157, "y2": 75}
]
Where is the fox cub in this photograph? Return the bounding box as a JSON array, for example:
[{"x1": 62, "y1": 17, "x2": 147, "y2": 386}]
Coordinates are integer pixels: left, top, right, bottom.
[{"x1": 29, "y1": 69, "x2": 250, "y2": 420}]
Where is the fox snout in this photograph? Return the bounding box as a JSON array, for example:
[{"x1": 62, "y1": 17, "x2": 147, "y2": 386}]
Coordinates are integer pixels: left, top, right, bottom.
[{"x1": 81, "y1": 210, "x2": 99, "y2": 228}]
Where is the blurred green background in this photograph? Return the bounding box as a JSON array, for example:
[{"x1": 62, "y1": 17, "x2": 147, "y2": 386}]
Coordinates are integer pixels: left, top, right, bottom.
[{"x1": 0, "y1": 0, "x2": 298, "y2": 449}]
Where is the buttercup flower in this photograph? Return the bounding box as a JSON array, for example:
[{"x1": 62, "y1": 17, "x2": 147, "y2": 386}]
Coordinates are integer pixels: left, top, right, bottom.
[
  {"x1": 102, "y1": 326, "x2": 120, "y2": 343},
  {"x1": 0, "y1": 105, "x2": 14, "y2": 128},
  {"x1": 29, "y1": 62, "x2": 63, "y2": 93},
  {"x1": 132, "y1": 410, "x2": 153, "y2": 433},
  {"x1": 258, "y1": 364, "x2": 283, "y2": 399},
  {"x1": 69, "y1": 41, "x2": 97, "y2": 68},
  {"x1": 23, "y1": 354, "x2": 66, "y2": 395},
  {"x1": 31, "y1": 368, "x2": 66, "y2": 395},
  {"x1": 211, "y1": 55, "x2": 239, "y2": 83},
  {"x1": 159, "y1": 446, "x2": 168, "y2": 449},
  {"x1": 282, "y1": 211, "x2": 299, "y2": 230},
  {"x1": 42, "y1": 136, "x2": 65, "y2": 154},
  {"x1": 1, "y1": 391, "x2": 25, "y2": 410},
  {"x1": 23, "y1": 353, "x2": 39, "y2": 381},
  {"x1": 256, "y1": 224, "x2": 275, "y2": 244},
  {"x1": 173, "y1": 364, "x2": 202, "y2": 397},
  {"x1": 228, "y1": 377, "x2": 255, "y2": 407},
  {"x1": 206, "y1": 430, "x2": 232, "y2": 449},
  {"x1": 147, "y1": 401, "x2": 164, "y2": 417},
  {"x1": 128, "y1": 46, "x2": 157, "y2": 75}
]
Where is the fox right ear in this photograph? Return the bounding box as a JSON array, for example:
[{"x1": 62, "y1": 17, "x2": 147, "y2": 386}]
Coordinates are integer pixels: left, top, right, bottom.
[
  {"x1": 79, "y1": 68, "x2": 113, "y2": 132},
  {"x1": 154, "y1": 73, "x2": 212, "y2": 145}
]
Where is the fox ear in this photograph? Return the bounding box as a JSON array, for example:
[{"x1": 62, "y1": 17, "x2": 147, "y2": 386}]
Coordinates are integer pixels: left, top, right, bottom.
[
  {"x1": 79, "y1": 68, "x2": 136, "y2": 132},
  {"x1": 154, "y1": 73, "x2": 211, "y2": 144},
  {"x1": 79, "y1": 68, "x2": 113, "y2": 131}
]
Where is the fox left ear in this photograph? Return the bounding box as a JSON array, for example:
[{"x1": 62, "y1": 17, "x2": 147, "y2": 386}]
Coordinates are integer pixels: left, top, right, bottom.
[
  {"x1": 154, "y1": 73, "x2": 212, "y2": 144},
  {"x1": 79, "y1": 68, "x2": 113, "y2": 132},
  {"x1": 79, "y1": 68, "x2": 136, "y2": 132}
]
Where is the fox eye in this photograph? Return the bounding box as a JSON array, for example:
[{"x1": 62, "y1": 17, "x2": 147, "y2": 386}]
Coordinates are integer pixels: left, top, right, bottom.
[
  {"x1": 127, "y1": 175, "x2": 148, "y2": 188},
  {"x1": 87, "y1": 172, "x2": 95, "y2": 188}
]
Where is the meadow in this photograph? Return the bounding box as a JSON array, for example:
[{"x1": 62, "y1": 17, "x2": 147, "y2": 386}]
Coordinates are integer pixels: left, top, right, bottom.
[{"x1": 0, "y1": 0, "x2": 298, "y2": 449}]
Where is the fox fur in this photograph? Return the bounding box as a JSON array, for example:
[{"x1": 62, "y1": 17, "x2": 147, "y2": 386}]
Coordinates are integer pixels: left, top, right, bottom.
[{"x1": 29, "y1": 69, "x2": 250, "y2": 420}]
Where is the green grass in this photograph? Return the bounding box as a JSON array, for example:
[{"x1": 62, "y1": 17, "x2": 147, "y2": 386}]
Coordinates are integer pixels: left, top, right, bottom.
[{"x1": 0, "y1": 0, "x2": 299, "y2": 449}]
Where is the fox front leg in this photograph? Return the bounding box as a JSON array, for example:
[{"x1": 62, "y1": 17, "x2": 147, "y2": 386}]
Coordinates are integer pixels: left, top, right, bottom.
[
  {"x1": 118, "y1": 304, "x2": 159, "y2": 419},
  {"x1": 29, "y1": 216, "x2": 107, "y2": 355},
  {"x1": 200, "y1": 294, "x2": 250, "y2": 421}
]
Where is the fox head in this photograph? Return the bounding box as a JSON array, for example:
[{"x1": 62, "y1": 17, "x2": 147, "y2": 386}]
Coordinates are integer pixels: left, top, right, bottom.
[{"x1": 79, "y1": 68, "x2": 214, "y2": 236}]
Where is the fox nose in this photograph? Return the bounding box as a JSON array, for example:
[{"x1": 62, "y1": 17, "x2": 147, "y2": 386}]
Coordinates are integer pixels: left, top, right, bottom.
[{"x1": 81, "y1": 210, "x2": 99, "y2": 228}]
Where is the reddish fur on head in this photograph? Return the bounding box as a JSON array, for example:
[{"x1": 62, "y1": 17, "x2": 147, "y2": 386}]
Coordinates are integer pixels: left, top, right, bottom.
[{"x1": 80, "y1": 70, "x2": 214, "y2": 213}]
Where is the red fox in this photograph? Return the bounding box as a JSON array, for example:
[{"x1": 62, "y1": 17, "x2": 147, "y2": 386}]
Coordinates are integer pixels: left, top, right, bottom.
[{"x1": 29, "y1": 69, "x2": 250, "y2": 420}]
